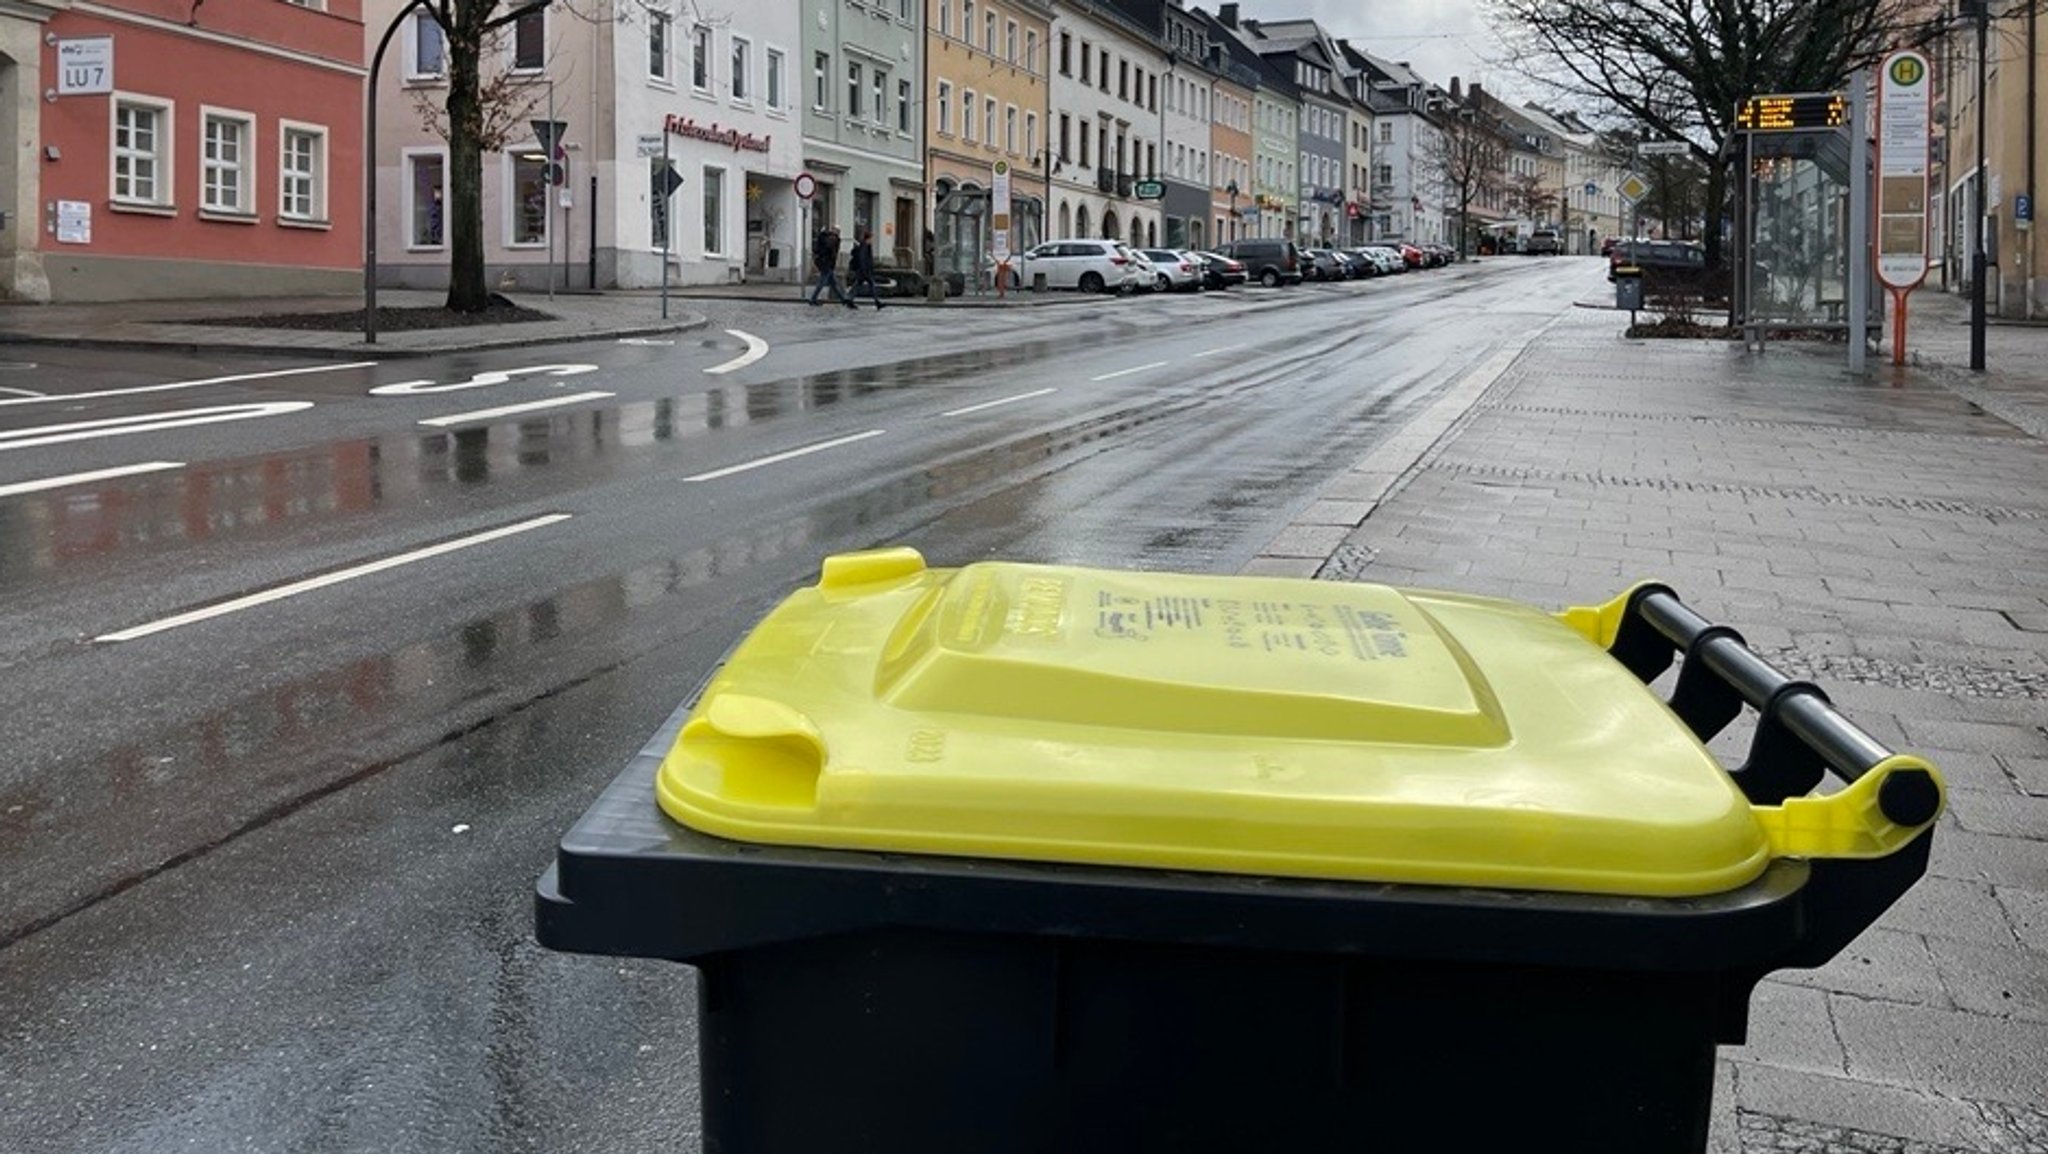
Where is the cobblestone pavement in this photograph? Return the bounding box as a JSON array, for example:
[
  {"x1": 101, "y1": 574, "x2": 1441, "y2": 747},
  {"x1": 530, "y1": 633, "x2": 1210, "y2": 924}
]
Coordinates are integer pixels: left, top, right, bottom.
[{"x1": 1257, "y1": 300, "x2": 2048, "y2": 1152}]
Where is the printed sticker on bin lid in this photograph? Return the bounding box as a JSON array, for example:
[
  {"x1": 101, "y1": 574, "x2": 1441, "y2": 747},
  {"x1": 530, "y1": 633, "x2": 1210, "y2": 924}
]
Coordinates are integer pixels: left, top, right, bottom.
[{"x1": 657, "y1": 549, "x2": 1782, "y2": 899}]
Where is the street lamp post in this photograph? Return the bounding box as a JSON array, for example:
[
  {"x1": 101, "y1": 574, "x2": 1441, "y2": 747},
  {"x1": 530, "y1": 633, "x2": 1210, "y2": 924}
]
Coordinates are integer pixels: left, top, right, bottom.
[
  {"x1": 1967, "y1": 0, "x2": 1990, "y2": 371},
  {"x1": 364, "y1": 0, "x2": 552, "y2": 345},
  {"x1": 364, "y1": 0, "x2": 431, "y2": 345}
]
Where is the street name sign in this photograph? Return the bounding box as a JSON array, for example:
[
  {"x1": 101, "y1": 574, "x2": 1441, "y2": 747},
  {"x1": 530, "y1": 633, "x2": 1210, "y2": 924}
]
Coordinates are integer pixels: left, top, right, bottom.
[{"x1": 1636, "y1": 141, "x2": 1689, "y2": 157}]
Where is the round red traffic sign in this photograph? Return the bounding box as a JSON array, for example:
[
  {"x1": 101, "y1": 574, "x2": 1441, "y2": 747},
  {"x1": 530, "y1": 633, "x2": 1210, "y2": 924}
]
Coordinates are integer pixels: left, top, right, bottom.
[{"x1": 794, "y1": 172, "x2": 817, "y2": 200}]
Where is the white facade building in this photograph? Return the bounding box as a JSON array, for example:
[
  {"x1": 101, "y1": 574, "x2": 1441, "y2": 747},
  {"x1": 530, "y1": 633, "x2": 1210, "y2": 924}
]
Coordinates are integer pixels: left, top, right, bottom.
[
  {"x1": 1048, "y1": 0, "x2": 1165, "y2": 247},
  {"x1": 1358, "y1": 55, "x2": 1445, "y2": 246},
  {"x1": 368, "y1": 0, "x2": 804, "y2": 290}
]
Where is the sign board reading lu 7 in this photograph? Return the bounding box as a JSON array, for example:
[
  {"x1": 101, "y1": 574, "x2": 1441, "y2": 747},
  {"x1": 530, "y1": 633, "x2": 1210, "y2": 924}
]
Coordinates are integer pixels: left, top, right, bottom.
[
  {"x1": 56, "y1": 37, "x2": 113, "y2": 96},
  {"x1": 1875, "y1": 50, "x2": 1930, "y2": 290}
]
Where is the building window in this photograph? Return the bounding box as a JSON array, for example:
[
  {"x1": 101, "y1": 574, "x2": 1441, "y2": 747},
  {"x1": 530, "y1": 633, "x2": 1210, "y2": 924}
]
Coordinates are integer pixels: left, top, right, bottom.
[
  {"x1": 648, "y1": 12, "x2": 671, "y2": 82},
  {"x1": 703, "y1": 166, "x2": 725, "y2": 254},
  {"x1": 963, "y1": 0, "x2": 974, "y2": 43},
  {"x1": 1058, "y1": 112, "x2": 1070, "y2": 161},
  {"x1": 409, "y1": 11, "x2": 445, "y2": 79},
  {"x1": 984, "y1": 11, "x2": 996, "y2": 54},
  {"x1": 280, "y1": 123, "x2": 326, "y2": 221},
  {"x1": 767, "y1": 48, "x2": 785, "y2": 110},
  {"x1": 984, "y1": 96, "x2": 996, "y2": 148},
  {"x1": 1078, "y1": 125, "x2": 1089, "y2": 167},
  {"x1": 731, "y1": 37, "x2": 750, "y2": 101},
  {"x1": 854, "y1": 188, "x2": 876, "y2": 237},
  {"x1": 1026, "y1": 30, "x2": 1038, "y2": 73},
  {"x1": 1005, "y1": 105, "x2": 1016, "y2": 152},
  {"x1": 1378, "y1": 121, "x2": 1392, "y2": 143},
  {"x1": 407, "y1": 151, "x2": 445, "y2": 247},
  {"x1": 1118, "y1": 59, "x2": 1127, "y2": 100},
  {"x1": 939, "y1": 0, "x2": 951, "y2": 38},
  {"x1": 938, "y1": 81, "x2": 952, "y2": 134},
  {"x1": 692, "y1": 24, "x2": 712, "y2": 90},
  {"x1": 112, "y1": 98, "x2": 168, "y2": 205},
  {"x1": 813, "y1": 51, "x2": 829, "y2": 109},
  {"x1": 512, "y1": 7, "x2": 545, "y2": 70},
  {"x1": 847, "y1": 61, "x2": 862, "y2": 118},
  {"x1": 1004, "y1": 18, "x2": 1015, "y2": 61},
  {"x1": 1079, "y1": 42, "x2": 1090, "y2": 84},
  {"x1": 200, "y1": 110, "x2": 252, "y2": 213},
  {"x1": 869, "y1": 69, "x2": 884, "y2": 124},
  {"x1": 1059, "y1": 31, "x2": 1070, "y2": 75},
  {"x1": 962, "y1": 88, "x2": 975, "y2": 141},
  {"x1": 510, "y1": 150, "x2": 547, "y2": 244},
  {"x1": 1148, "y1": 74, "x2": 1157, "y2": 111},
  {"x1": 899, "y1": 0, "x2": 913, "y2": 20},
  {"x1": 1025, "y1": 111, "x2": 1037, "y2": 158},
  {"x1": 898, "y1": 79, "x2": 912, "y2": 133}
]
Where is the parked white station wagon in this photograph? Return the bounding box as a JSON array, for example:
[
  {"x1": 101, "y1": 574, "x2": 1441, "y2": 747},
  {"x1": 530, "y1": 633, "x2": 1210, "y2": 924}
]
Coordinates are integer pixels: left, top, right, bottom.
[{"x1": 1010, "y1": 239, "x2": 1143, "y2": 293}]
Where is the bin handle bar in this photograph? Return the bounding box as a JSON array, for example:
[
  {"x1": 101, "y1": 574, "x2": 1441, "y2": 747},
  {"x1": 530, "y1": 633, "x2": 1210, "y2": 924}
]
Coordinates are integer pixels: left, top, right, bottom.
[{"x1": 1603, "y1": 585, "x2": 1941, "y2": 829}]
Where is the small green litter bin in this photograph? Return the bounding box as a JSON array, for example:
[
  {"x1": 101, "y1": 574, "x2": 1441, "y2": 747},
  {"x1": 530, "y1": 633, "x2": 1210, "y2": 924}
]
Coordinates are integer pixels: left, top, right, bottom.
[{"x1": 537, "y1": 549, "x2": 1943, "y2": 1153}]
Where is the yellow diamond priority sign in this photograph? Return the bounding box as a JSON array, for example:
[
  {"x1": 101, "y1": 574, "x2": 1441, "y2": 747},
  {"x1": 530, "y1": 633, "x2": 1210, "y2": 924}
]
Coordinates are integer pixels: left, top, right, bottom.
[{"x1": 1618, "y1": 173, "x2": 1650, "y2": 203}]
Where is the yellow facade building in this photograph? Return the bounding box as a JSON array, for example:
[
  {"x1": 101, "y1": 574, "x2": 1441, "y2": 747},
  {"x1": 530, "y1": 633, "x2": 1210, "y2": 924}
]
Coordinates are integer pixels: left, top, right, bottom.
[{"x1": 927, "y1": 0, "x2": 1054, "y2": 288}]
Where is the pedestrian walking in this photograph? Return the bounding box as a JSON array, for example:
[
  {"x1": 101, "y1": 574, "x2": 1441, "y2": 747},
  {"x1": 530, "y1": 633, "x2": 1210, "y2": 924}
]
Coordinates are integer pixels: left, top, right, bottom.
[
  {"x1": 808, "y1": 225, "x2": 852, "y2": 307},
  {"x1": 849, "y1": 229, "x2": 886, "y2": 310}
]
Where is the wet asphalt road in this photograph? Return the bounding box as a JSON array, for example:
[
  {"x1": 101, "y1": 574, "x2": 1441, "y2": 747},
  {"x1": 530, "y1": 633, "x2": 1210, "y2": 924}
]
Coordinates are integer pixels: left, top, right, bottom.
[{"x1": 0, "y1": 258, "x2": 1595, "y2": 1153}]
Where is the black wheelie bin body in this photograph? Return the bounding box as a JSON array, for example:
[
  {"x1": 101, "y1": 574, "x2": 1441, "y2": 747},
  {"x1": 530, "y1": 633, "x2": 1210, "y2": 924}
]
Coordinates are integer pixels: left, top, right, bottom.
[{"x1": 537, "y1": 548, "x2": 1944, "y2": 1154}]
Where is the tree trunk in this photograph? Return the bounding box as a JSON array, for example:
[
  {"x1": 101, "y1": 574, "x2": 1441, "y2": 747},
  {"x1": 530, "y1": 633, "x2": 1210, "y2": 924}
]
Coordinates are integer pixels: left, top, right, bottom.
[
  {"x1": 445, "y1": 24, "x2": 490, "y2": 312},
  {"x1": 1702, "y1": 158, "x2": 1729, "y2": 270}
]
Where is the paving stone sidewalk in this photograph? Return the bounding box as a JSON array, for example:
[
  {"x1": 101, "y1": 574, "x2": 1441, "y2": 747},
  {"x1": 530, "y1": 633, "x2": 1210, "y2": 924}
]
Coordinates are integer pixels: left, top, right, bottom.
[
  {"x1": 0, "y1": 278, "x2": 1097, "y2": 359},
  {"x1": 0, "y1": 289, "x2": 714, "y2": 358},
  {"x1": 1259, "y1": 303, "x2": 2048, "y2": 1151}
]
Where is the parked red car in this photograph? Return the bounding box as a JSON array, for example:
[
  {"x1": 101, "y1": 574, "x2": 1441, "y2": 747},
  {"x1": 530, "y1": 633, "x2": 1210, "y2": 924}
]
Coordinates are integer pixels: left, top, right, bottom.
[{"x1": 1397, "y1": 243, "x2": 1425, "y2": 269}]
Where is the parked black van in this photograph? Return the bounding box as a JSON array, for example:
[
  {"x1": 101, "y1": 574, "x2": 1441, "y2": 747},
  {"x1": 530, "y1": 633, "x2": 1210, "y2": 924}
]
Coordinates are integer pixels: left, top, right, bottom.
[{"x1": 1219, "y1": 239, "x2": 1303, "y2": 287}]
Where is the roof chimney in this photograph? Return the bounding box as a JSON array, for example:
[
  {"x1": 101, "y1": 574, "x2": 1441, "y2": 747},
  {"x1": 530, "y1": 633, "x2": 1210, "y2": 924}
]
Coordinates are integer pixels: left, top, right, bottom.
[{"x1": 1218, "y1": 3, "x2": 1238, "y2": 28}]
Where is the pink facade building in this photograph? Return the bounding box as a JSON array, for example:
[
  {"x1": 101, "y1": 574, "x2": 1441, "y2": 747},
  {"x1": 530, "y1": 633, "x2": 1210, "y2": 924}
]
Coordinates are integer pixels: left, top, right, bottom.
[{"x1": 1, "y1": 0, "x2": 364, "y2": 302}]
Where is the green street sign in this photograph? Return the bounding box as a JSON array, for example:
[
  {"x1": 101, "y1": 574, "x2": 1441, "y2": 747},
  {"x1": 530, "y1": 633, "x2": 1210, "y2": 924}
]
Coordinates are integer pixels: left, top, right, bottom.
[{"x1": 1134, "y1": 179, "x2": 1165, "y2": 200}]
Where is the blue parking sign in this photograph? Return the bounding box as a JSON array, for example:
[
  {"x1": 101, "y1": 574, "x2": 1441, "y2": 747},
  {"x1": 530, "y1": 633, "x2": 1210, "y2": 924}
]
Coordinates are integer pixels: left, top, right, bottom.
[{"x1": 2018, "y1": 193, "x2": 2033, "y2": 223}]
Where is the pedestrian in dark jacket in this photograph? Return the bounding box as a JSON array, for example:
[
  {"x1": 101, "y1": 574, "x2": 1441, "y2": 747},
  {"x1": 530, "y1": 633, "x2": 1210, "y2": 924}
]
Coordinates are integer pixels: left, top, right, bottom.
[
  {"x1": 848, "y1": 229, "x2": 885, "y2": 310},
  {"x1": 808, "y1": 226, "x2": 852, "y2": 306}
]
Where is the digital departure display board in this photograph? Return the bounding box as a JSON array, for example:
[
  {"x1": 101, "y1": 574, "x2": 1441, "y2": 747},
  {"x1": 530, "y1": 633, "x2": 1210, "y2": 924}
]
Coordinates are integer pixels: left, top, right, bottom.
[{"x1": 1735, "y1": 93, "x2": 1847, "y2": 131}]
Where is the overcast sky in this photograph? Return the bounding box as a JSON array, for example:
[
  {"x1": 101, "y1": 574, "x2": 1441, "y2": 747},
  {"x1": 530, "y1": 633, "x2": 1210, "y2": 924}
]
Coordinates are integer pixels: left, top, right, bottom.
[{"x1": 1226, "y1": 0, "x2": 1530, "y2": 103}]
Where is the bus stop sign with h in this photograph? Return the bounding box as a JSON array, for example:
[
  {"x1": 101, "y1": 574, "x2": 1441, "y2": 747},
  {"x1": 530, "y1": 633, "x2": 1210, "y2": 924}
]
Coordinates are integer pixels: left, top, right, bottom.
[{"x1": 1874, "y1": 51, "x2": 1932, "y2": 367}]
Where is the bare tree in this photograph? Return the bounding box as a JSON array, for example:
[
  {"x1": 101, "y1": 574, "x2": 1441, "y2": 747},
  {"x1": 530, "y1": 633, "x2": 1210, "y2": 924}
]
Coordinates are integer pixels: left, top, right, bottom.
[
  {"x1": 1423, "y1": 108, "x2": 1508, "y2": 255},
  {"x1": 1505, "y1": 171, "x2": 1557, "y2": 224},
  {"x1": 1484, "y1": 0, "x2": 1953, "y2": 267},
  {"x1": 410, "y1": 0, "x2": 623, "y2": 310}
]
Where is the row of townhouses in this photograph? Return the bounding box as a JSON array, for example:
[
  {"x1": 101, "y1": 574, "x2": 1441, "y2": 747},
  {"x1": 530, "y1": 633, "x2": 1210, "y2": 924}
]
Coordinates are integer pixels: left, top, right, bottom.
[{"x1": 0, "y1": 0, "x2": 1635, "y2": 303}]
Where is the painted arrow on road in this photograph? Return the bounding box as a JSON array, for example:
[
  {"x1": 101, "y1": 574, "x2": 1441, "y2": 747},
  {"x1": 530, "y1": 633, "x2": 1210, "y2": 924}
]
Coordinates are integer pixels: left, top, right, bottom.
[{"x1": 0, "y1": 402, "x2": 314, "y2": 452}]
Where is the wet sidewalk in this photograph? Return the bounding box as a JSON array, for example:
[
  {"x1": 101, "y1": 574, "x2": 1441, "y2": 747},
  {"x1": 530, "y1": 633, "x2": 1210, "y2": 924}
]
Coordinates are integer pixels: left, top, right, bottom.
[
  {"x1": 1256, "y1": 303, "x2": 2048, "y2": 1151},
  {"x1": 0, "y1": 277, "x2": 1096, "y2": 360},
  {"x1": 0, "y1": 289, "x2": 712, "y2": 360}
]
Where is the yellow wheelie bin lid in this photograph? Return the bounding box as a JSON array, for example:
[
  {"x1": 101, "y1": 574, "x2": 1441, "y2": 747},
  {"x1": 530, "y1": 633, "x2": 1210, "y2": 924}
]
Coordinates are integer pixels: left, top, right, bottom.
[{"x1": 655, "y1": 548, "x2": 1935, "y2": 898}]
